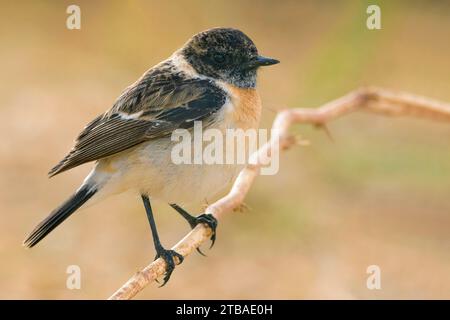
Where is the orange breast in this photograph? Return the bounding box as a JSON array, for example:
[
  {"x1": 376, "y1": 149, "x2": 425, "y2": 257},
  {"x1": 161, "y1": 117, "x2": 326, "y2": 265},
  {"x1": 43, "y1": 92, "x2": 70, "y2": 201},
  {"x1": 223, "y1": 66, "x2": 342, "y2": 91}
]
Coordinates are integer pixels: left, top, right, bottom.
[{"x1": 226, "y1": 85, "x2": 262, "y2": 130}]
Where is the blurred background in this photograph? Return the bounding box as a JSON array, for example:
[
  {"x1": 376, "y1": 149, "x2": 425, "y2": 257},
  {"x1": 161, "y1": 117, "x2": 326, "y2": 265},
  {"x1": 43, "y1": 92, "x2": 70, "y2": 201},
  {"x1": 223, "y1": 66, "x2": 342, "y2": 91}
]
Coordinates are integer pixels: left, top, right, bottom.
[{"x1": 0, "y1": 0, "x2": 449, "y2": 299}]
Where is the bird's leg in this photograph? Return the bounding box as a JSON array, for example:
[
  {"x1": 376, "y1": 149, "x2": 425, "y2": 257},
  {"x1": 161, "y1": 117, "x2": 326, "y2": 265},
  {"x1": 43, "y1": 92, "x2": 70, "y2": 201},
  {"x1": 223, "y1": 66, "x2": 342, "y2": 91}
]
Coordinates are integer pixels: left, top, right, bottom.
[
  {"x1": 141, "y1": 195, "x2": 183, "y2": 286},
  {"x1": 170, "y1": 203, "x2": 218, "y2": 255}
]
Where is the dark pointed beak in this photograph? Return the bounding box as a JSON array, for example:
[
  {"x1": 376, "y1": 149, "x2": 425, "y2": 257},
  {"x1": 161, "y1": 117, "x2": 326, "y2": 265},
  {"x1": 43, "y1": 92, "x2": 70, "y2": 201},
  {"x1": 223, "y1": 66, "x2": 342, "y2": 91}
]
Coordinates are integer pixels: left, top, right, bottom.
[
  {"x1": 255, "y1": 55, "x2": 280, "y2": 66},
  {"x1": 244, "y1": 55, "x2": 280, "y2": 70}
]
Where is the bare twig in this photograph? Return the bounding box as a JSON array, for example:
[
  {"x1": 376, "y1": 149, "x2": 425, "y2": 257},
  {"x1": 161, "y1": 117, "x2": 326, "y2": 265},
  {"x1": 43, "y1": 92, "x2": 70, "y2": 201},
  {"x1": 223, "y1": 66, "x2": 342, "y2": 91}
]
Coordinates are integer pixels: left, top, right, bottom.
[{"x1": 109, "y1": 87, "x2": 450, "y2": 300}]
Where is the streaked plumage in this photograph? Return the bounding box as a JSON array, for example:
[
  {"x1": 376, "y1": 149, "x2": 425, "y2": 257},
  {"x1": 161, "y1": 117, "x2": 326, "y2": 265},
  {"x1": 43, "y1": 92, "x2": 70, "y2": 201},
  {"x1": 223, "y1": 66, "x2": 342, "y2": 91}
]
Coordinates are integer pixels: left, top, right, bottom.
[{"x1": 49, "y1": 63, "x2": 227, "y2": 176}]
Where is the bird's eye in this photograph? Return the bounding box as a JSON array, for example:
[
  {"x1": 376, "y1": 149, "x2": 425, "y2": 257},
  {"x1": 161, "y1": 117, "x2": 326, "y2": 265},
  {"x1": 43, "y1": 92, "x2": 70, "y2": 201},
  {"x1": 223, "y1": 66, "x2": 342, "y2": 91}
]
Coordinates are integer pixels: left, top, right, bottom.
[{"x1": 213, "y1": 53, "x2": 226, "y2": 64}]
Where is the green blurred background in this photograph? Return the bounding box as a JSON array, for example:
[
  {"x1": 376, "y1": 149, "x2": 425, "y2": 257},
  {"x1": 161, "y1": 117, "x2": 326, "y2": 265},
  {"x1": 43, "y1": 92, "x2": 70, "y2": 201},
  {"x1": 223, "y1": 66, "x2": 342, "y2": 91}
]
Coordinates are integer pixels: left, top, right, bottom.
[{"x1": 0, "y1": 0, "x2": 449, "y2": 299}]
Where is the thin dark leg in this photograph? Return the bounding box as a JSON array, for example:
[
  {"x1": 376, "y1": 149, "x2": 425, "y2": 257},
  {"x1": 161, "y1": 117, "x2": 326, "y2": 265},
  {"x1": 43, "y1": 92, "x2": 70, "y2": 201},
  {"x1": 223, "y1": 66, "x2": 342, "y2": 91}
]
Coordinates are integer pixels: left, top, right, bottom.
[
  {"x1": 170, "y1": 203, "x2": 218, "y2": 255},
  {"x1": 141, "y1": 195, "x2": 183, "y2": 286},
  {"x1": 170, "y1": 204, "x2": 198, "y2": 229},
  {"x1": 142, "y1": 195, "x2": 162, "y2": 251}
]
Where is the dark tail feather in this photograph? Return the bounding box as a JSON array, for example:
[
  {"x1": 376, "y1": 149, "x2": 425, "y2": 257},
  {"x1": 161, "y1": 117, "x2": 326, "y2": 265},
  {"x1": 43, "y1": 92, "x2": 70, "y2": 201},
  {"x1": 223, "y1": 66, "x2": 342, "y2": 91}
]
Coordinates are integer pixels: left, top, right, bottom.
[{"x1": 23, "y1": 185, "x2": 97, "y2": 248}]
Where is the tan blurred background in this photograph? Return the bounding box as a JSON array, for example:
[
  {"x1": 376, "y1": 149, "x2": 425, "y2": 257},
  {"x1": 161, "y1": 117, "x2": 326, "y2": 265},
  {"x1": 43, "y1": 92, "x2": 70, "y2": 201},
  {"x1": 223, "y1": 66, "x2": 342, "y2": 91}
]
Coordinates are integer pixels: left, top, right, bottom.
[{"x1": 0, "y1": 0, "x2": 449, "y2": 299}]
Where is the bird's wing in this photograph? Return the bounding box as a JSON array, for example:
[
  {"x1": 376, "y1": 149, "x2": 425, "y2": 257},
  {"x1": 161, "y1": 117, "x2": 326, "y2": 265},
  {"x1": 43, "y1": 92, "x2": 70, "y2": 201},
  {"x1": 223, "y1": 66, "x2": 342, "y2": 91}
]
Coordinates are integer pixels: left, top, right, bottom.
[{"x1": 48, "y1": 69, "x2": 226, "y2": 177}]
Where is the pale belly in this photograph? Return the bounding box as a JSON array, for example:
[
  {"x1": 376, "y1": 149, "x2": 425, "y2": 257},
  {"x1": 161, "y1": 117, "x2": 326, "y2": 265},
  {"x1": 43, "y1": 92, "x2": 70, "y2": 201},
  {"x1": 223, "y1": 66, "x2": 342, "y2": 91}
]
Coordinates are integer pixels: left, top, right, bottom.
[
  {"x1": 135, "y1": 136, "x2": 242, "y2": 205},
  {"x1": 95, "y1": 136, "x2": 243, "y2": 207}
]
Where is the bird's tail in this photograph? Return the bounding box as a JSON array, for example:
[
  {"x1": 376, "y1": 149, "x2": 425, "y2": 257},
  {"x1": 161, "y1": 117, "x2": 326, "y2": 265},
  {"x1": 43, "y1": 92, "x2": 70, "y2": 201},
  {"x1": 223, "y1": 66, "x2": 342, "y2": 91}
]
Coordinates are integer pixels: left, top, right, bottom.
[{"x1": 23, "y1": 184, "x2": 97, "y2": 248}]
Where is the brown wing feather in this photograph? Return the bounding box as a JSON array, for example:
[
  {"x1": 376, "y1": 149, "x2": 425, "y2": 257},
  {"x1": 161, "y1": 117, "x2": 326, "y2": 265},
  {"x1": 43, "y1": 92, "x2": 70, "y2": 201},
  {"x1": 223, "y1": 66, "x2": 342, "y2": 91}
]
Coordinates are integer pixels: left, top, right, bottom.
[
  {"x1": 48, "y1": 63, "x2": 226, "y2": 177},
  {"x1": 49, "y1": 117, "x2": 154, "y2": 176}
]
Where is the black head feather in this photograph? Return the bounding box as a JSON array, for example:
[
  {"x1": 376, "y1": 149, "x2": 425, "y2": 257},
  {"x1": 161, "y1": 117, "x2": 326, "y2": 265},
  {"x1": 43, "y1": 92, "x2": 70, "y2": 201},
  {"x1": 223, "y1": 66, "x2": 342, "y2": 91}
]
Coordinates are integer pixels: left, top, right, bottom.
[{"x1": 182, "y1": 28, "x2": 277, "y2": 88}]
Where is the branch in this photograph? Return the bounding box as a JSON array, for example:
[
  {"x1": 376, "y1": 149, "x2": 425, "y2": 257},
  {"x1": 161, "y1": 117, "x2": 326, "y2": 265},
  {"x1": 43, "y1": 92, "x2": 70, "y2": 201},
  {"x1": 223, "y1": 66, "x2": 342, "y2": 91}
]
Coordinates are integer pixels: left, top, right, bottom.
[{"x1": 108, "y1": 86, "x2": 450, "y2": 300}]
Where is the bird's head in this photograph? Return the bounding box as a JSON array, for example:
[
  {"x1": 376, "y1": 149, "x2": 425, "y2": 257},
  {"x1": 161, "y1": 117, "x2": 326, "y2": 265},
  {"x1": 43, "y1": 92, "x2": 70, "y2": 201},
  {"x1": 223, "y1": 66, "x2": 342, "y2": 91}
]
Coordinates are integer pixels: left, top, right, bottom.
[{"x1": 181, "y1": 28, "x2": 279, "y2": 88}]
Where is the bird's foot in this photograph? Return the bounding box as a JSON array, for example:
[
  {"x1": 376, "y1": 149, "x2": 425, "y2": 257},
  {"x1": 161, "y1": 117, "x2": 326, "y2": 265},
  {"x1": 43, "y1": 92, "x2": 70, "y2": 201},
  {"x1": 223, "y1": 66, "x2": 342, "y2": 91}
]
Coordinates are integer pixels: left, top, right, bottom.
[
  {"x1": 170, "y1": 204, "x2": 217, "y2": 256},
  {"x1": 184, "y1": 213, "x2": 218, "y2": 255},
  {"x1": 154, "y1": 246, "x2": 184, "y2": 287},
  {"x1": 192, "y1": 213, "x2": 218, "y2": 250}
]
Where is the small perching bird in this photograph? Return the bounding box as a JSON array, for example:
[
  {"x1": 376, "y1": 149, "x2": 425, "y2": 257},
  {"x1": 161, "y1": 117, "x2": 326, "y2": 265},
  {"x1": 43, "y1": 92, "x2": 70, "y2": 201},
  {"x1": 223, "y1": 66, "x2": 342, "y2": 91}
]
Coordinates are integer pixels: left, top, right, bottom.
[{"x1": 24, "y1": 27, "x2": 279, "y2": 285}]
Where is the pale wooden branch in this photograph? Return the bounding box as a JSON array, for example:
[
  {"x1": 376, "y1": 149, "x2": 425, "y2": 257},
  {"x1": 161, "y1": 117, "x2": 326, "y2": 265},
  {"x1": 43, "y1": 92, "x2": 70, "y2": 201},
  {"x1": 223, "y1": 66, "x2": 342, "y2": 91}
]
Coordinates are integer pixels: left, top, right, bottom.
[{"x1": 108, "y1": 86, "x2": 450, "y2": 300}]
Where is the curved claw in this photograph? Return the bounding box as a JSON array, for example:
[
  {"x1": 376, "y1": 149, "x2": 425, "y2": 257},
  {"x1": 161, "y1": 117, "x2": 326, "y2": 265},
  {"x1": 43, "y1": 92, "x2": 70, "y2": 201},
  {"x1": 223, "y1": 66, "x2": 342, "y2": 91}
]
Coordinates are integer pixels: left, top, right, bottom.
[
  {"x1": 170, "y1": 204, "x2": 218, "y2": 254},
  {"x1": 196, "y1": 247, "x2": 207, "y2": 256},
  {"x1": 209, "y1": 230, "x2": 216, "y2": 249},
  {"x1": 196, "y1": 214, "x2": 218, "y2": 249},
  {"x1": 154, "y1": 249, "x2": 184, "y2": 287}
]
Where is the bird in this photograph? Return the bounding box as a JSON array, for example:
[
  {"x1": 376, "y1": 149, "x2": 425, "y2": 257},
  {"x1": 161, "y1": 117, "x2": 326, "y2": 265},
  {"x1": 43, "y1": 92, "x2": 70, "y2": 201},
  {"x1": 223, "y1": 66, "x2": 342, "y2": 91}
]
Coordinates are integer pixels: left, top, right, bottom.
[{"x1": 23, "y1": 27, "x2": 279, "y2": 285}]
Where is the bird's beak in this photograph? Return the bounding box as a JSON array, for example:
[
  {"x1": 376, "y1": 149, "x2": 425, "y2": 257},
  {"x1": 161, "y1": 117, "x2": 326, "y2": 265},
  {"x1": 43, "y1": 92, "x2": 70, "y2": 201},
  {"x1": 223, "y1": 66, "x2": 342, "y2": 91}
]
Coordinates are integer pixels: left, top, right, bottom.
[
  {"x1": 255, "y1": 55, "x2": 280, "y2": 66},
  {"x1": 244, "y1": 55, "x2": 280, "y2": 70}
]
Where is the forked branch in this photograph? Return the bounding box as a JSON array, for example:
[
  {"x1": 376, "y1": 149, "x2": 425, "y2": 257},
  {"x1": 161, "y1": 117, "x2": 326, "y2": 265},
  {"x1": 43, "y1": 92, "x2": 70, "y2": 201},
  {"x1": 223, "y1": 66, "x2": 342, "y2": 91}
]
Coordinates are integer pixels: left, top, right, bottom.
[{"x1": 109, "y1": 86, "x2": 450, "y2": 300}]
